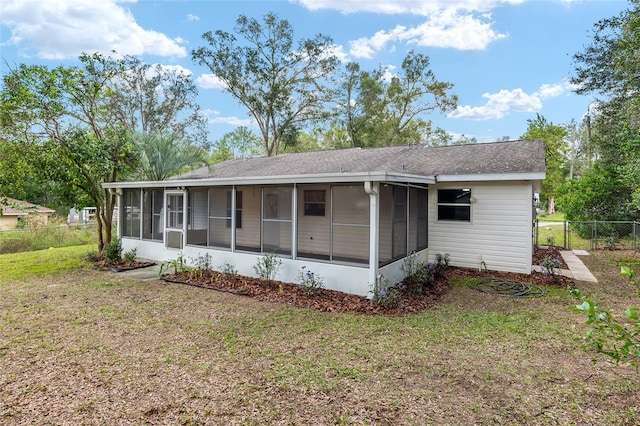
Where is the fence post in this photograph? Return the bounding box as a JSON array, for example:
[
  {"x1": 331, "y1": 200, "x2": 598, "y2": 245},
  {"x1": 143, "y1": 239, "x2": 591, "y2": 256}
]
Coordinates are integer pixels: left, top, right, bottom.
[
  {"x1": 534, "y1": 219, "x2": 538, "y2": 247},
  {"x1": 563, "y1": 221, "x2": 567, "y2": 249}
]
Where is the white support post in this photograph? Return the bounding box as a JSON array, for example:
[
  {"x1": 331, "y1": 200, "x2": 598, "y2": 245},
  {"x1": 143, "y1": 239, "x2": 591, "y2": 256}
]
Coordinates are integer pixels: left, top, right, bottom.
[
  {"x1": 291, "y1": 184, "x2": 298, "y2": 259},
  {"x1": 365, "y1": 181, "x2": 380, "y2": 293}
]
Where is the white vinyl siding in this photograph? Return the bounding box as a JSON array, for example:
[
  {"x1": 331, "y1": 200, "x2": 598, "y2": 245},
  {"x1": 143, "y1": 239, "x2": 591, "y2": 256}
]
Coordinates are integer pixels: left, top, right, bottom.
[
  {"x1": 331, "y1": 185, "x2": 369, "y2": 263},
  {"x1": 236, "y1": 186, "x2": 261, "y2": 252},
  {"x1": 429, "y1": 181, "x2": 533, "y2": 274},
  {"x1": 297, "y1": 184, "x2": 330, "y2": 259}
]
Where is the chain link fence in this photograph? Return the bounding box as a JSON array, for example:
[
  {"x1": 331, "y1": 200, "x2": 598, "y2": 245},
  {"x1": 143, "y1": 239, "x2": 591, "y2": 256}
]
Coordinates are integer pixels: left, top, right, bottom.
[
  {"x1": 0, "y1": 223, "x2": 98, "y2": 254},
  {"x1": 534, "y1": 220, "x2": 639, "y2": 251}
]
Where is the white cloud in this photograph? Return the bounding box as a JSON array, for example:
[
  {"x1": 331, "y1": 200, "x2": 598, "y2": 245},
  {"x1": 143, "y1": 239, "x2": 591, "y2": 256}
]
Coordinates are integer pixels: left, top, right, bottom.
[
  {"x1": 0, "y1": 0, "x2": 186, "y2": 59},
  {"x1": 293, "y1": 0, "x2": 524, "y2": 15},
  {"x1": 448, "y1": 88, "x2": 542, "y2": 120},
  {"x1": 381, "y1": 65, "x2": 396, "y2": 83},
  {"x1": 196, "y1": 74, "x2": 227, "y2": 90},
  {"x1": 535, "y1": 83, "x2": 564, "y2": 99},
  {"x1": 155, "y1": 64, "x2": 193, "y2": 77},
  {"x1": 349, "y1": 9, "x2": 507, "y2": 58},
  {"x1": 186, "y1": 14, "x2": 200, "y2": 22},
  {"x1": 203, "y1": 109, "x2": 255, "y2": 127},
  {"x1": 448, "y1": 80, "x2": 576, "y2": 121}
]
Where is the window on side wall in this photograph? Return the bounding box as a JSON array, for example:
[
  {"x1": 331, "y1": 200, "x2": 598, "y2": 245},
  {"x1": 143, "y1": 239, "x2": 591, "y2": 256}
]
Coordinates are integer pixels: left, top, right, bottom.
[
  {"x1": 303, "y1": 190, "x2": 325, "y2": 216},
  {"x1": 437, "y1": 189, "x2": 471, "y2": 221}
]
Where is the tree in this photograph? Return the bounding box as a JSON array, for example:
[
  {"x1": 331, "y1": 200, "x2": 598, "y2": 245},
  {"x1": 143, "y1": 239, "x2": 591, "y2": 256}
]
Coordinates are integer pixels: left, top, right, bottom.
[
  {"x1": 109, "y1": 57, "x2": 209, "y2": 148},
  {"x1": 216, "y1": 126, "x2": 263, "y2": 159},
  {"x1": 134, "y1": 133, "x2": 209, "y2": 181},
  {"x1": 192, "y1": 12, "x2": 340, "y2": 156},
  {"x1": 337, "y1": 51, "x2": 458, "y2": 147},
  {"x1": 0, "y1": 53, "x2": 139, "y2": 251},
  {"x1": 520, "y1": 114, "x2": 568, "y2": 214},
  {"x1": 1, "y1": 51, "x2": 209, "y2": 251},
  {"x1": 568, "y1": 0, "x2": 640, "y2": 220},
  {"x1": 571, "y1": 0, "x2": 640, "y2": 103}
]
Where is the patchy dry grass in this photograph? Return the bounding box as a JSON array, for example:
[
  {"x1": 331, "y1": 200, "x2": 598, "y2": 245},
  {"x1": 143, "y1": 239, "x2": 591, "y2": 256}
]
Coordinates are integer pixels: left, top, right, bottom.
[{"x1": 0, "y1": 248, "x2": 639, "y2": 424}]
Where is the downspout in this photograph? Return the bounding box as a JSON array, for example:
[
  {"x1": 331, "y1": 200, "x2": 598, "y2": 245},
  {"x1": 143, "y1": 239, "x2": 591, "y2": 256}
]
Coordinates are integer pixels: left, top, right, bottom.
[{"x1": 364, "y1": 181, "x2": 380, "y2": 295}]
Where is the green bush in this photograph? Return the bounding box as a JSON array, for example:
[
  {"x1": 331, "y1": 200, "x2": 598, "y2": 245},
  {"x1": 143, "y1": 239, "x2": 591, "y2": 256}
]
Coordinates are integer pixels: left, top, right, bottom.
[
  {"x1": 105, "y1": 238, "x2": 123, "y2": 264},
  {"x1": 253, "y1": 252, "x2": 281, "y2": 284}
]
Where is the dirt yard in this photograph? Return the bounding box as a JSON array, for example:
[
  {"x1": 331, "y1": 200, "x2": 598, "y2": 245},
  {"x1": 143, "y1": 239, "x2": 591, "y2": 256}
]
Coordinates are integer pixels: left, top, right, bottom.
[{"x1": 0, "y1": 248, "x2": 638, "y2": 424}]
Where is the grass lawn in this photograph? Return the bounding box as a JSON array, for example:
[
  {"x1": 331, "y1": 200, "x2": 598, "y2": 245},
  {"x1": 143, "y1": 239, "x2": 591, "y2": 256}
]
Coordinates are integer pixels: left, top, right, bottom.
[{"x1": 1, "y1": 247, "x2": 639, "y2": 424}]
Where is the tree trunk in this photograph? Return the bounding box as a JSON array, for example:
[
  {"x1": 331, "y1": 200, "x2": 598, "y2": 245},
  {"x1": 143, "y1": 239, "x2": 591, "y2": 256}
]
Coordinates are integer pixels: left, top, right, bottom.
[{"x1": 547, "y1": 196, "x2": 556, "y2": 215}]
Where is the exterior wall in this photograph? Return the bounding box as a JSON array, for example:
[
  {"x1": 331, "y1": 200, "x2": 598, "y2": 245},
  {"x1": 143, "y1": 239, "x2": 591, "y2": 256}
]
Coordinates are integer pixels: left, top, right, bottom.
[
  {"x1": 0, "y1": 213, "x2": 51, "y2": 230},
  {"x1": 236, "y1": 186, "x2": 260, "y2": 250},
  {"x1": 0, "y1": 215, "x2": 19, "y2": 230},
  {"x1": 297, "y1": 184, "x2": 330, "y2": 257},
  {"x1": 428, "y1": 181, "x2": 534, "y2": 274},
  {"x1": 121, "y1": 238, "x2": 372, "y2": 296},
  {"x1": 379, "y1": 247, "x2": 429, "y2": 286}
]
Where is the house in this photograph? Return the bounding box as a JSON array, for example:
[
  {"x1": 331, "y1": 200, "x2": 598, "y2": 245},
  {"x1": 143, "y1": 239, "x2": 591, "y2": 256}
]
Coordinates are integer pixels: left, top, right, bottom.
[
  {"x1": 103, "y1": 140, "x2": 546, "y2": 296},
  {"x1": 0, "y1": 198, "x2": 56, "y2": 230}
]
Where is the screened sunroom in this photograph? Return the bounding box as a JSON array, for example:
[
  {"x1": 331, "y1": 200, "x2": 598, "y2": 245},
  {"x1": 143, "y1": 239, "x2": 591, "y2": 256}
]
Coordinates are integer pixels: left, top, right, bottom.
[
  {"x1": 106, "y1": 140, "x2": 545, "y2": 296},
  {"x1": 118, "y1": 180, "x2": 429, "y2": 295}
]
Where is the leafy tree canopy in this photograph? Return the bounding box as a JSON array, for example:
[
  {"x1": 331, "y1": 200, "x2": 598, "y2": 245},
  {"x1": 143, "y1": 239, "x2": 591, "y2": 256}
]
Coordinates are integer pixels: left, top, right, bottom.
[
  {"x1": 337, "y1": 51, "x2": 458, "y2": 147},
  {"x1": 193, "y1": 12, "x2": 340, "y2": 156},
  {"x1": 520, "y1": 114, "x2": 568, "y2": 212}
]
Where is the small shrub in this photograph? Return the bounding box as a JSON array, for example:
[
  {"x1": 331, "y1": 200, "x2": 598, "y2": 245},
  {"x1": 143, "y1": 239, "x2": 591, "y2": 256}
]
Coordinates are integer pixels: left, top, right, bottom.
[
  {"x1": 540, "y1": 256, "x2": 561, "y2": 281},
  {"x1": 372, "y1": 278, "x2": 403, "y2": 309},
  {"x1": 123, "y1": 248, "x2": 137, "y2": 265},
  {"x1": 85, "y1": 250, "x2": 103, "y2": 263},
  {"x1": 253, "y1": 252, "x2": 281, "y2": 284},
  {"x1": 220, "y1": 262, "x2": 238, "y2": 278},
  {"x1": 105, "y1": 238, "x2": 123, "y2": 264},
  {"x1": 401, "y1": 252, "x2": 424, "y2": 277},
  {"x1": 546, "y1": 235, "x2": 556, "y2": 247},
  {"x1": 191, "y1": 252, "x2": 213, "y2": 277},
  {"x1": 434, "y1": 253, "x2": 450, "y2": 276},
  {"x1": 570, "y1": 266, "x2": 639, "y2": 367},
  {"x1": 160, "y1": 252, "x2": 188, "y2": 275},
  {"x1": 298, "y1": 266, "x2": 324, "y2": 296}
]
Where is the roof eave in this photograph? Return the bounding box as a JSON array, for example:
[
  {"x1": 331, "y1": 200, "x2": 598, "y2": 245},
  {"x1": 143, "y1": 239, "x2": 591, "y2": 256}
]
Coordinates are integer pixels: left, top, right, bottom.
[
  {"x1": 102, "y1": 172, "x2": 437, "y2": 189},
  {"x1": 435, "y1": 172, "x2": 546, "y2": 182}
]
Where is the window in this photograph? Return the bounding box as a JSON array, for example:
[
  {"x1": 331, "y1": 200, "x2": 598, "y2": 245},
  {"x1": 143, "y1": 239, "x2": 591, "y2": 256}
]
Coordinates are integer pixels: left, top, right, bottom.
[
  {"x1": 392, "y1": 186, "x2": 407, "y2": 259},
  {"x1": 304, "y1": 190, "x2": 325, "y2": 216},
  {"x1": 122, "y1": 189, "x2": 141, "y2": 237},
  {"x1": 331, "y1": 185, "x2": 369, "y2": 263},
  {"x1": 437, "y1": 189, "x2": 471, "y2": 221},
  {"x1": 416, "y1": 188, "x2": 428, "y2": 249},
  {"x1": 142, "y1": 189, "x2": 163, "y2": 240},
  {"x1": 262, "y1": 187, "x2": 292, "y2": 255},
  {"x1": 226, "y1": 190, "x2": 242, "y2": 228}
]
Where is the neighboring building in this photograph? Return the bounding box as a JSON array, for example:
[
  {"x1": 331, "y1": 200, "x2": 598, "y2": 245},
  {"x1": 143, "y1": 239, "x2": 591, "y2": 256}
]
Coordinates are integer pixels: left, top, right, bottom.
[
  {"x1": 0, "y1": 198, "x2": 56, "y2": 230},
  {"x1": 103, "y1": 140, "x2": 546, "y2": 296},
  {"x1": 68, "y1": 207, "x2": 97, "y2": 225}
]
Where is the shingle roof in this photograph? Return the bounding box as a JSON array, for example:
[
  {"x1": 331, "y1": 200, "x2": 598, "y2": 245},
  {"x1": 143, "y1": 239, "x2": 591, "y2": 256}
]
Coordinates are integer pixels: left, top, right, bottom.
[
  {"x1": 0, "y1": 198, "x2": 55, "y2": 216},
  {"x1": 171, "y1": 139, "x2": 546, "y2": 181}
]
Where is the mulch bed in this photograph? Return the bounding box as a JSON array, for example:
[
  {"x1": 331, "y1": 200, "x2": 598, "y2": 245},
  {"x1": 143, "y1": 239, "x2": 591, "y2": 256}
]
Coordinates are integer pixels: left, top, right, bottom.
[
  {"x1": 93, "y1": 260, "x2": 156, "y2": 272},
  {"x1": 161, "y1": 270, "x2": 451, "y2": 316},
  {"x1": 156, "y1": 246, "x2": 574, "y2": 315}
]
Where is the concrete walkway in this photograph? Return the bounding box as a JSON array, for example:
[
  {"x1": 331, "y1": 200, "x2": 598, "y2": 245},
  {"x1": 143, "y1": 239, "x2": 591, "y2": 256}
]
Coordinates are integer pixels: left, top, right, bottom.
[
  {"x1": 115, "y1": 263, "x2": 163, "y2": 280},
  {"x1": 533, "y1": 250, "x2": 598, "y2": 282}
]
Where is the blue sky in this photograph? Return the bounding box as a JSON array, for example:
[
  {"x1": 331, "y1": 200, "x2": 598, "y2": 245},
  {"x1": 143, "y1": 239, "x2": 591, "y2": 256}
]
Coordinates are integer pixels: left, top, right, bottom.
[{"x1": 0, "y1": 0, "x2": 628, "y2": 144}]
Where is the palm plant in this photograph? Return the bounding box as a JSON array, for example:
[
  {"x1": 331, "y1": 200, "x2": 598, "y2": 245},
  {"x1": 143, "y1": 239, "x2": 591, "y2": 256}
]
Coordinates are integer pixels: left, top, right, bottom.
[{"x1": 134, "y1": 132, "x2": 209, "y2": 181}]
